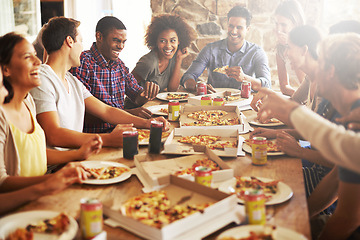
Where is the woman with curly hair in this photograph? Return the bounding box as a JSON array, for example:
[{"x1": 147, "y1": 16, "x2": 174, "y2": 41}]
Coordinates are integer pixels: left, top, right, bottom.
[{"x1": 132, "y1": 14, "x2": 196, "y2": 95}]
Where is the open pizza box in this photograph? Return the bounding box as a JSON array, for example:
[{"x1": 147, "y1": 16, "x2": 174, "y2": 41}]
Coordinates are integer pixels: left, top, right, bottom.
[
  {"x1": 187, "y1": 90, "x2": 253, "y2": 107},
  {"x1": 161, "y1": 127, "x2": 245, "y2": 157},
  {"x1": 134, "y1": 148, "x2": 234, "y2": 191},
  {"x1": 179, "y1": 105, "x2": 246, "y2": 132},
  {"x1": 103, "y1": 175, "x2": 245, "y2": 240}
]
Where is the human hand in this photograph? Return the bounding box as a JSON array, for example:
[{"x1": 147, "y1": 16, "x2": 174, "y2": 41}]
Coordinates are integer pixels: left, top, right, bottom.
[
  {"x1": 108, "y1": 124, "x2": 136, "y2": 147},
  {"x1": 276, "y1": 31, "x2": 288, "y2": 46},
  {"x1": 176, "y1": 47, "x2": 189, "y2": 61},
  {"x1": 257, "y1": 88, "x2": 299, "y2": 126},
  {"x1": 249, "y1": 128, "x2": 278, "y2": 139},
  {"x1": 250, "y1": 91, "x2": 270, "y2": 112},
  {"x1": 276, "y1": 131, "x2": 302, "y2": 157},
  {"x1": 207, "y1": 84, "x2": 216, "y2": 94},
  {"x1": 143, "y1": 82, "x2": 160, "y2": 100},
  {"x1": 336, "y1": 107, "x2": 360, "y2": 130},
  {"x1": 225, "y1": 66, "x2": 246, "y2": 82},
  {"x1": 148, "y1": 116, "x2": 171, "y2": 131},
  {"x1": 77, "y1": 134, "x2": 103, "y2": 160},
  {"x1": 125, "y1": 107, "x2": 152, "y2": 119},
  {"x1": 42, "y1": 162, "x2": 89, "y2": 195}
]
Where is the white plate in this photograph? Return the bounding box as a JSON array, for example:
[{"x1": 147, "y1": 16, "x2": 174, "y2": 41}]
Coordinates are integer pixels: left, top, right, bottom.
[
  {"x1": 242, "y1": 141, "x2": 285, "y2": 156},
  {"x1": 81, "y1": 161, "x2": 132, "y2": 185},
  {"x1": 156, "y1": 92, "x2": 195, "y2": 102},
  {"x1": 218, "y1": 177, "x2": 293, "y2": 205},
  {"x1": 0, "y1": 210, "x2": 78, "y2": 240},
  {"x1": 146, "y1": 104, "x2": 168, "y2": 116},
  {"x1": 249, "y1": 119, "x2": 285, "y2": 127},
  {"x1": 214, "y1": 88, "x2": 241, "y2": 95},
  {"x1": 216, "y1": 225, "x2": 307, "y2": 240}
]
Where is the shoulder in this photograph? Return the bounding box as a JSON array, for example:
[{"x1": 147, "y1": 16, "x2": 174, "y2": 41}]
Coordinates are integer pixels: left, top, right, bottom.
[
  {"x1": 24, "y1": 94, "x2": 37, "y2": 115},
  {"x1": 203, "y1": 39, "x2": 225, "y2": 50},
  {"x1": 135, "y1": 51, "x2": 157, "y2": 68}
]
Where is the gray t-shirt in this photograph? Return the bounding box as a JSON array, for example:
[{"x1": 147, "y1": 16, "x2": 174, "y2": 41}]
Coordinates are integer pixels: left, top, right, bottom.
[
  {"x1": 30, "y1": 64, "x2": 92, "y2": 132},
  {"x1": 133, "y1": 50, "x2": 176, "y2": 92}
]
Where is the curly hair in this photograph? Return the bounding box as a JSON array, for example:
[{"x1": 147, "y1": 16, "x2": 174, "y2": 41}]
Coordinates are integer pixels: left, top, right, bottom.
[{"x1": 145, "y1": 14, "x2": 196, "y2": 50}]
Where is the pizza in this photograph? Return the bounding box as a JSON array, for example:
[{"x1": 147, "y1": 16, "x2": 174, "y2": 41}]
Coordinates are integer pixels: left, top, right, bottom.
[
  {"x1": 213, "y1": 65, "x2": 229, "y2": 74},
  {"x1": 159, "y1": 108, "x2": 168, "y2": 114},
  {"x1": 244, "y1": 139, "x2": 281, "y2": 152},
  {"x1": 233, "y1": 176, "x2": 279, "y2": 201},
  {"x1": 137, "y1": 129, "x2": 170, "y2": 142},
  {"x1": 178, "y1": 135, "x2": 237, "y2": 150},
  {"x1": 219, "y1": 225, "x2": 277, "y2": 240},
  {"x1": 174, "y1": 158, "x2": 220, "y2": 176},
  {"x1": 6, "y1": 229, "x2": 33, "y2": 240},
  {"x1": 121, "y1": 190, "x2": 212, "y2": 228},
  {"x1": 85, "y1": 166, "x2": 130, "y2": 180},
  {"x1": 224, "y1": 95, "x2": 241, "y2": 102},
  {"x1": 183, "y1": 110, "x2": 240, "y2": 126},
  {"x1": 166, "y1": 93, "x2": 188, "y2": 100}
]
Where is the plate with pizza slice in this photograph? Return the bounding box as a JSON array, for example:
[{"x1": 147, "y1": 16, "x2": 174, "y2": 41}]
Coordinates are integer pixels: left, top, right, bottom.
[
  {"x1": 249, "y1": 118, "x2": 285, "y2": 127},
  {"x1": 218, "y1": 176, "x2": 293, "y2": 205},
  {"x1": 137, "y1": 129, "x2": 171, "y2": 146},
  {"x1": 242, "y1": 139, "x2": 285, "y2": 156},
  {"x1": 156, "y1": 92, "x2": 195, "y2": 102},
  {"x1": 0, "y1": 210, "x2": 78, "y2": 240},
  {"x1": 216, "y1": 225, "x2": 307, "y2": 240},
  {"x1": 81, "y1": 161, "x2": 132, "y2": 185},
  {"x1": 146, "y1": 104, "x2": 169, "y2": 116}
]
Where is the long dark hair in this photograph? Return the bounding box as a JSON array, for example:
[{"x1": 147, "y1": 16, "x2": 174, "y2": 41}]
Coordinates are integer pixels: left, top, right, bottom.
[{"x1": 0, "y1": 32, "x2": 25, "y2": 103}]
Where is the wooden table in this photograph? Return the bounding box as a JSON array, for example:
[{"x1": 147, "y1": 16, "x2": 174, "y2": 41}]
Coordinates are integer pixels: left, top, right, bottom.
[{"x1": 8, "y1": 99, "x2": 311, "y2": 240}]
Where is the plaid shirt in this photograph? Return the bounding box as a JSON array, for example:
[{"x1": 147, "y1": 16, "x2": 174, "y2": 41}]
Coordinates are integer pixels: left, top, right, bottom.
[{"x1": 70, "y1": 42, "x2": 143, "y2": 133}]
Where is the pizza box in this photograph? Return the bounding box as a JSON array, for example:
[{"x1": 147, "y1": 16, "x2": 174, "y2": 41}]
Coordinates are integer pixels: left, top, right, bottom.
[
  {"x1": 179, "y1": 105, "x2": 245, "y2": 131},
  {"x1": 103, "y1": 175, "x2": 244, "y2": 240},
  {"x1": 134, "y1": 148, "x2": 234, "y2": 190},
  {"x1": 187, "y1": 90, "x2": 253, "y2": 107},
  {"x1": 161, "y1": 127, "x2": 242, "y2": 157}
]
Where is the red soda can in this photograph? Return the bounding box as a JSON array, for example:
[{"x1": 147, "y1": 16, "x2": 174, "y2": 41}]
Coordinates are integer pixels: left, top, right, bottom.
[
  {"x1": 241, "y1": 81, "x2": 251, "y2": 98},
  {"x1": 80, "y1": 198, "x2": 103, "y2": 239},
  {"x1": 194, "y1": 166, "x2": 213, "y2": 187},
  {"x1": 197, "y1": 81, "x2": 207, "y2": 95}
]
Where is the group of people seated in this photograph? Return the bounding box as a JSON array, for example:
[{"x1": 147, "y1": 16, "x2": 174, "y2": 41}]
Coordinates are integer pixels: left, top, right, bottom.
[{"x1": 1, "y1": 0, "x2": 360, "y2": 239}]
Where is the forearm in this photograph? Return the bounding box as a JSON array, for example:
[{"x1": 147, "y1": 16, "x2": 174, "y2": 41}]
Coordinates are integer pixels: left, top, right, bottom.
[
  {"x1": 276, "y1": 54, "x2": 295, "y2": 96},
  {"x1": 0, "y1": 183, "x2": 47, "y2": 215},
  {"x1": 102, "y1": 107, "x2": 148, "y2": 129},
  {"x1": 167, "y1": 60, "x2": 182, "y2": 92},
  {"x1": 243, "y1": 74, "x2": 262, "y2": 91},
  {"x1": 297, "y1": 148, "x2": 334, "y2": 168},
  {"x1": 0, "y1": 175, "x2": 50, "y2": 193},
  {"x1": 308, "y1": 168, "x2": 338, "y2": 218},
  {"x1": 46, "y1": 128, "x2": 99, "y2": 148},
  {"x1": 46, "y1": 149, "x2": 82, "y2": 165}
]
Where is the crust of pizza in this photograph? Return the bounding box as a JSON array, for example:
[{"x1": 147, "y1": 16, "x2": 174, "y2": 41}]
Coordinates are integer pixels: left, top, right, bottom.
[
  {"x1": 166, "y1": 93, "x2": 188, "y2": 100},
  {"x1": 213, "y1": 65, "x2": 229, "y2": 74}
]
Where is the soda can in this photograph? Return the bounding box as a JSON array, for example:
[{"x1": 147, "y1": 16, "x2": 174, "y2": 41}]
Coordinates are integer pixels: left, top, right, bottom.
[
  {"x1": 251, "y1": 137, "x2": 267, "y2": 165},
  {"x1": 244, "y1": 189, "x2": 266, "y2": 225},
  {"x1": 241, "y1": 81, "x2": 251, "y2": 98},
  {"x1": 212, "y1": 97, "x2": 224, "y2": 106},
  {"x1": 122, "y1": 130, "x2": 138, "y2": 159},
  {"x1": 200, "y1": 96, "x2": 212, "y2": 106},
  {"x1": 168, "y1": 100, "x2": 180, "y2": 121},
  {"x1": 80, "y1": 198, "x2": 103, "y2": 239},
  {"x1": 196, "y1": 81, "x2": 207, "y2": 95},
  {"x1": 194, "y1": 166, "x2": 213, "y2": 187}
]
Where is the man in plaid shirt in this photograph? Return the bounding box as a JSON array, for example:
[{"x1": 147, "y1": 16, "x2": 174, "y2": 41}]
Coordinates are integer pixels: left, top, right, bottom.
[{"x1": 71, "y1": 16, "x2": 159, "y2": 133}]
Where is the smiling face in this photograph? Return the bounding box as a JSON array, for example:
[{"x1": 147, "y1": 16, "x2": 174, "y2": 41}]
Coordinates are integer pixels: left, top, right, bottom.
[
  {"x1": 285, "y1": 40, "x2": 305, "y2": 71},
  {"x1": 3, "y1": 39, "x2": 41, "y2": 90},
  {"x1": 156, "y1": 29, "x2": 179, "y2": 60},
  {"x1": 227, "y1": 17, "x2": 249, "y2": 51},
  {"x1": 274, "y1": 15, "x2": 294, "y2": 45},
  {"x1": 96, "y1": 28, "x2": 127, "y2": 62}
]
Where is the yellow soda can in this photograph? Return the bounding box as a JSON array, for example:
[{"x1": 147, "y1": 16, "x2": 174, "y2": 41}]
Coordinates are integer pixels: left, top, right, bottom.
[
  {"x1": 80, "y1": 198, "x2": 103, "y2": 239},
  {"x1": 251, "y1": 137, "x2": 267, "y2": 165},
  {"x1": 244, "y1": 189, "x2": 266, "y2": 225}
]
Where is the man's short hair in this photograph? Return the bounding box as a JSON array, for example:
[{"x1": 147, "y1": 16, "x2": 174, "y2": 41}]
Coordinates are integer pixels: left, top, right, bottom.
[
  {"x1": 95, "y1": 16, "x2": 126, "y2": 37},
  {"x1": 42, "y1": 16, "x2": 80, "y2": 55},
  {"x1": 227, "y1": 6, "x2": 252, "y2": 27}
]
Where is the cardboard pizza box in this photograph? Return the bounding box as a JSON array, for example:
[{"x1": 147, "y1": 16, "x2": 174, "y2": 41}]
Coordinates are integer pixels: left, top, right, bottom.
[
  {"x1": 103, "y1": 175, "x2": 244, "y2": 240},
  {"x1": 187, "y1": 90, "x2": 253, "y2": 107},
  {"x1": 161, "y1": 127, "x2": 242, "y2": 157},
  {"x1": 179, "y1": 105, "x2": 245, "y2": 131},
  {"x1": 134, "y1": 148, "x2": 234, "y2": 190}
]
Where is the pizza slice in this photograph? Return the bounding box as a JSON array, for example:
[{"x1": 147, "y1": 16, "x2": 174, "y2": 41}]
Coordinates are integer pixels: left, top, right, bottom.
[
  {"x1": 6, "y1": 228, "x2": 33, "y2": 240},
  {"x1": 166, "y1": 93, "x2": 188, "y2": 100},
  {"x1": 244, "y1": 139, "x2": 281, "y2": 153},
  {"x1": 213, "y1": 65, "x2": 229, "y2": 74},
  {"x1": 174, "y1": 158, "x2": 220, "y2": 176},
  {"x1": 234, "y1": 176, "x2": 279, "y2": 201},
  {"x1": 85, "y1": 166, "x2": 130, "y2": 180},
  {"x1": 138, "y1": 129, "x2": 170, "y2": 142},
  {"x1": 25, "y1": 213, "x2": 70, "y2": 235}
]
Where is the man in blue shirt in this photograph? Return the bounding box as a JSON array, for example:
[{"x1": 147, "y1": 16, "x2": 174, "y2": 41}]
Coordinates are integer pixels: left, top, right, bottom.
[{"x1": 181, "y1": 6, "x2": 271, "y2": 92}]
